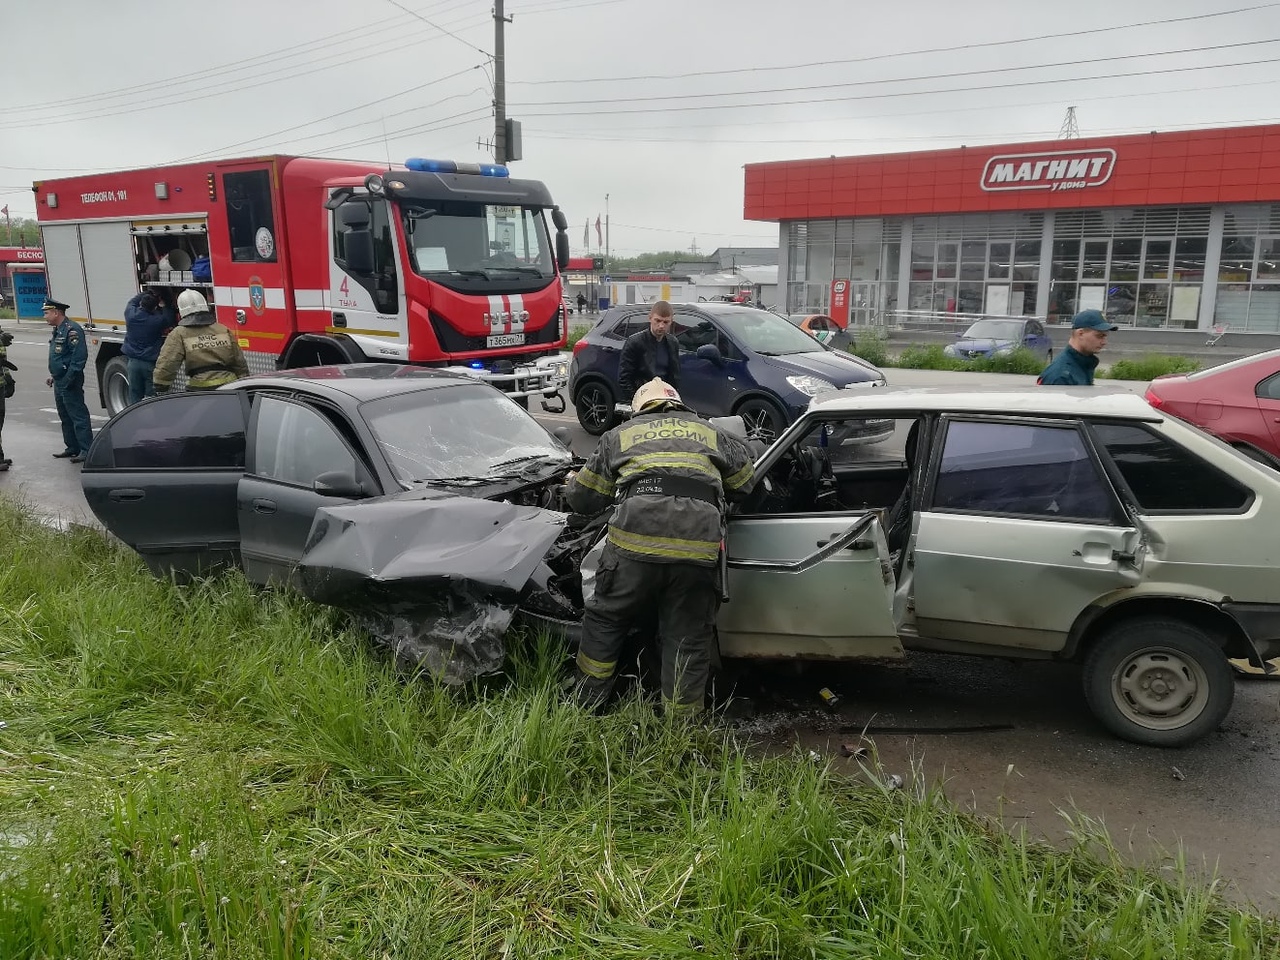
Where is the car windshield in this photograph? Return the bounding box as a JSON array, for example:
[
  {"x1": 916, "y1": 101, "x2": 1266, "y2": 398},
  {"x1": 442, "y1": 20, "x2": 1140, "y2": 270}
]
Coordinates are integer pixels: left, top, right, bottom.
[
  {"x1": 713, "y1": 307, "x2": 828, "y2": 356},
  {"x1": 362, "y1": 384, "x2": 570, "y2": 484},
  {"x1": 399, "y1": 200, "x2": 555, "y2": 280},
  {"x1": 962, "y1": 320, "x2": 1023, "y2": 340}
]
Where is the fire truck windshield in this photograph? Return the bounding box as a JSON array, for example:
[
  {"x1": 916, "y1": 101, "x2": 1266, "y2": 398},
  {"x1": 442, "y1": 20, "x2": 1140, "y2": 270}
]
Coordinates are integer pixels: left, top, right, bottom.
[{"x1": 400, "y1": 200, "x2": 554, "y2": 284}]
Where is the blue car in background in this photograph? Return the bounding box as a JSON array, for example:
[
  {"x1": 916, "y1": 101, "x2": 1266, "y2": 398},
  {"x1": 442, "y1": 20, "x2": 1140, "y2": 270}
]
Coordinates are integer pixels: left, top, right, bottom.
[
  {"x1": 942, "y1": 318, "x2": 1054, "y2": 362},
  {"x1": 569, "y1": 302, "x2": 889, "y2": 441}
]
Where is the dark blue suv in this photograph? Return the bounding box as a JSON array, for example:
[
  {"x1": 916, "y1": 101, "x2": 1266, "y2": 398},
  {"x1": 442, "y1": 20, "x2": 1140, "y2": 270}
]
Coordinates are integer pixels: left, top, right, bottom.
[{"x1": 569, "y1": 302, "x2": 888, "y2": 441}]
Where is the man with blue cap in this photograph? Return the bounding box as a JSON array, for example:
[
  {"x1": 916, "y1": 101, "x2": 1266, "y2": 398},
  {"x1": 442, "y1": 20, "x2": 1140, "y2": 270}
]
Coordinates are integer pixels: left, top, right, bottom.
[
  {"x1": 42, "y1": 298, "x2": 93, "y2": 463},
  {"x1": 1037, "y1": 309, "x2": 1118, "y2": 386}
]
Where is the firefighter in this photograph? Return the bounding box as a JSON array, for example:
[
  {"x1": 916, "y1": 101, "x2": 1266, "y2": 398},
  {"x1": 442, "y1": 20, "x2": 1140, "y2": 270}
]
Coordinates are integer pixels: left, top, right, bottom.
[
  {"x1": 565, "y1": 378, "x2": 756, "y2": 713},
  {"x1": 153, "y1": 290, "x2": 249, "y2": 393},
  {"x1": 43, "y1": 299, "x2": 93, "y2": 463}
]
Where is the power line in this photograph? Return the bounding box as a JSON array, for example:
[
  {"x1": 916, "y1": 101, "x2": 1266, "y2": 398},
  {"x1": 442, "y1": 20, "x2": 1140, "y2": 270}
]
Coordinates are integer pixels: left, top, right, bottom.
[
  {"x1": 515, "y1": 53, "x2": 1280, "y2": 119},
  {"x1": 0, "y1": 13, "x2": 490, "y2": 131},
  {"x1": 530, "y1": 74, "x2": 1280, "y2": 139},
  {"x1": 511, "y1": 2, "x2": 1280, "y2": 86},
  {"x1": 512, "y1": 37, "x2": 1280, "y2": 109},
  {"x1": 172, "y1": 65, "x2": 485, "y2": 162},
  {"x1": 382, "y1": 0, "x2": 491, "y2": 57}
]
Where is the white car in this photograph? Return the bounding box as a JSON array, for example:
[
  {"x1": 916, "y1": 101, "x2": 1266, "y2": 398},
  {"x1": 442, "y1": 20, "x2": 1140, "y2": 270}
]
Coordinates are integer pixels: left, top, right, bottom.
[{"x1": 715, "y1": 385, "x2": 1280, "y2": 746}]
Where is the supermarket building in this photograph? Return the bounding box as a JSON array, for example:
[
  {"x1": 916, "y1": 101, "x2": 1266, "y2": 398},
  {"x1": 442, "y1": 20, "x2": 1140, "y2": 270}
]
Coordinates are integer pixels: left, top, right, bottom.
[{"x1": 744, "y1": 123, "x2": 1280, "y2": 333}]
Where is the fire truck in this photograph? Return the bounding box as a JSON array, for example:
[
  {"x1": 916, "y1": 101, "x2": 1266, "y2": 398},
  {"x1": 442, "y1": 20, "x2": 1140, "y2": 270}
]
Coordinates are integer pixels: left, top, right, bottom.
[{"x1": 32, "y1": 155, "x2": 573, "y2": 416}]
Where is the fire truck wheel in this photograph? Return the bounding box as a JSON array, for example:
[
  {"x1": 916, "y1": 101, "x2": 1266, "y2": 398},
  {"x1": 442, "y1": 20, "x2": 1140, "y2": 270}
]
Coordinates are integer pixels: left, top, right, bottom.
[{"x1": 102, "y1": 356, "x2": 131, "y2": 417}]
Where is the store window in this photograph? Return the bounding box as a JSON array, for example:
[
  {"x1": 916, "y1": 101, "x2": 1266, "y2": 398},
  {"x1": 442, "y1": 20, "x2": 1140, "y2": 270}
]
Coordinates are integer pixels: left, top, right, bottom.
[{"x1": 1215, "y1": 206, "x2": 1280, "y2": 332}]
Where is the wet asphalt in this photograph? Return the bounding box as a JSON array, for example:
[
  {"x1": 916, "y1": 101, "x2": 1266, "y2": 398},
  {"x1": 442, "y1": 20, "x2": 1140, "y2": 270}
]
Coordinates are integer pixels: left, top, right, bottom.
[{"x1": 1, "y1": 324, "x2": 1276, "y2": 911}]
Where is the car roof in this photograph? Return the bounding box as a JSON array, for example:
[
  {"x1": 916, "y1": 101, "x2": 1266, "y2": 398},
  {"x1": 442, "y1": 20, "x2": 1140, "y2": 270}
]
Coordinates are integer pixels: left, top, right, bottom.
[
  {"x1": 229, "y1": 363, "x2": 485, "y2": 401},
  {"x1": 809, "y1": 384, "x2": 1162, "y2": 420}
]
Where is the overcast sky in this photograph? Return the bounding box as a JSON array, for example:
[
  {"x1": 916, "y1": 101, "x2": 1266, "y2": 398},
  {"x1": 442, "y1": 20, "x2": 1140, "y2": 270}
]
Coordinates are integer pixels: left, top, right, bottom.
[{"x1": 3, "y1": 0, "x2": 1280, "y2": 256}]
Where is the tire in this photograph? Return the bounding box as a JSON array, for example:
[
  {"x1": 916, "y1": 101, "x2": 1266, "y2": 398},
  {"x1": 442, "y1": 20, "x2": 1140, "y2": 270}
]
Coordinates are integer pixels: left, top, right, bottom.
[
  {"x1": 101, "y1": 355, "x2": 131, "y2": 417},
  {"x1": 574, "y1": 380, "x2": 617, "y2": 435},
  {"x1": 1082, "y1": 616, "x2": 1234, "y2": 747},
  {"x1": 735, "y1": 397, "x2": 788, "y2": 444}
]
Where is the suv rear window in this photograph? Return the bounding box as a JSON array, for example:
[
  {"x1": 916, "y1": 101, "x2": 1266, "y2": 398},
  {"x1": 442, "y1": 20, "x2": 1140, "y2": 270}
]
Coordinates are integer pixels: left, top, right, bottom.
[{"x1": 1090, "y1": 422, "x2": 1252, "y2": 512}]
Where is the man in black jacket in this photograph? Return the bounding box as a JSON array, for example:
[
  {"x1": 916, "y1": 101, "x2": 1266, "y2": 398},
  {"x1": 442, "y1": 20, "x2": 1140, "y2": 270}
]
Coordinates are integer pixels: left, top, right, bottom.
[{"x1": 618, "y1": 300, "x2": 680, "y2": 405}]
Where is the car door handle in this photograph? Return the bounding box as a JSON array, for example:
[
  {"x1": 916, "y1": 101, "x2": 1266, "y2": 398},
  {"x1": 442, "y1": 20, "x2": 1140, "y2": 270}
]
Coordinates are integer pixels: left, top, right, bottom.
[
  {"x1": 816, "y1": 536, "x2": 875, "y2": 550},
  {"x1": 252, "y1": 498, "x2": 277, "y2": 515},
  {"x1": 108, "y1": 488, "x2": 145, "y2": 503}
]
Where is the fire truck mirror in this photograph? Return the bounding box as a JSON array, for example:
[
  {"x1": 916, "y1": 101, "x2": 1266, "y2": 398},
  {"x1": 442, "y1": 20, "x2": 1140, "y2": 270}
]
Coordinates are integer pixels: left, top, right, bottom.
[
  {"x1": 550, "y1": 206, "x2": 568, "y2": 231},
  {"x1": 344, "y1": 232, "x2": 375, "y2": 276},
  {"x1": 556, "y1": 233, "x2": 571, "y2": 272},
  {"x1": 338, "y1": 202, "x2": 371, "y2": 229}
]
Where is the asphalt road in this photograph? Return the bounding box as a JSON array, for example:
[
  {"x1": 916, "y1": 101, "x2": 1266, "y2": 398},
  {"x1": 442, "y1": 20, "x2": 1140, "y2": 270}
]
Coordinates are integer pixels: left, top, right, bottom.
[{"x1": 1, "y1": 324, "x2": 1276, "y2": 911}]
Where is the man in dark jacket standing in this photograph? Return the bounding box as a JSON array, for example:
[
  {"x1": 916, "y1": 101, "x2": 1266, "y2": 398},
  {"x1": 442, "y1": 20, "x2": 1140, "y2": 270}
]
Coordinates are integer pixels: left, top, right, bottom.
[
  {"x1": 1038, "y1": 309, "x2": 1118, "y2": 385},
  {"x1": 618, "y1": 300, "x2": 680, "y2": 404},
  {"x1": 123, "y1": 290, "x2": 174, "y2": 404},
  {"x1": 565, "y1": 378, "x2": 756, "y2": 713},
  {"x1": 43, "y1": 298, "x2": 94, "y2": 463}
]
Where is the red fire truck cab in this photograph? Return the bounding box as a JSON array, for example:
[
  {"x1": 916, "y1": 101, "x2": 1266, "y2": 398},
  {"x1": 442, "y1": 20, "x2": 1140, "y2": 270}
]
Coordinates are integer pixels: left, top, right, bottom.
[{"x1": 33, "y1": 155, "x2": 573, "y2": 415}]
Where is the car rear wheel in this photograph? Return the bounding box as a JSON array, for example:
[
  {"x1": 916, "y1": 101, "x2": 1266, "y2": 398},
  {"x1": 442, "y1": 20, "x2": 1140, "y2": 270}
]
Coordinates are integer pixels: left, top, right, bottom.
[
  {"x1": 102, "y1": 356, "x2": 130, "y2": 417},
  {"x1": 735, "y1": 397, "x2": 787, "y2": 444},
  {"x1": 1082, "y1": 616, "x2": 1233, "y2": 747},
  {"x1": 575, "y1": 380, "x2": 617, "y2": 435}
]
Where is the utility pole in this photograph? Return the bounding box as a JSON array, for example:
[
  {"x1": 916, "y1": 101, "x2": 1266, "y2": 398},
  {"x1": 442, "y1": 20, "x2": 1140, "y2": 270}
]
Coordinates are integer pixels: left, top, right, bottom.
[
  {"x1": 493, "y1": 0, "x2": 512, "y2": 163},
  {"x1": 1058, "y1": 106, "x2": 1080, "y2": 140},
  {"x1": 605, "y1": 193, "x2": 610, "y2": 265}
]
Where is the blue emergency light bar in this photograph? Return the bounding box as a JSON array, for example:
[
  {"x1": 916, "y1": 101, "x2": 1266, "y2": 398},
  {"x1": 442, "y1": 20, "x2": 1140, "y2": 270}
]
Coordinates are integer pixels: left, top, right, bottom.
[{"x1": 405, "y1": 158, "x2": 510, "y2": 177}]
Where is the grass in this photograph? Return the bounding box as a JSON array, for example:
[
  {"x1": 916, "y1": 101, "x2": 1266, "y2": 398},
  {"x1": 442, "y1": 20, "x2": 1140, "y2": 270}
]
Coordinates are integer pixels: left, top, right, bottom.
[
  {"x1": 0, "y1": 307, "x2": 15, "y2": 320},
  {"x1": 1100, "y1": 353, "x2": 1202, "y2": 380},
  {"x1": 0, "y1": 501, "x2": 1277, "y2": 958}
]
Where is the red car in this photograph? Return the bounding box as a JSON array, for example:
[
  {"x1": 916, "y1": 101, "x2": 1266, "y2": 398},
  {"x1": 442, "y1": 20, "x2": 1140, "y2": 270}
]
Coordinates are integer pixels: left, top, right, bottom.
[{"x1": 1144, "y1": 349, "x2": 1280, "y2": 463}]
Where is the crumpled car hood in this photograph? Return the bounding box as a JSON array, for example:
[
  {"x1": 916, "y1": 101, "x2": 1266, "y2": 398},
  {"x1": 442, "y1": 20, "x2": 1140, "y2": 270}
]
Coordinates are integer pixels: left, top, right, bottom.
[{"x1": 296, "y1": 494, "x2": 569, "y2": 684}]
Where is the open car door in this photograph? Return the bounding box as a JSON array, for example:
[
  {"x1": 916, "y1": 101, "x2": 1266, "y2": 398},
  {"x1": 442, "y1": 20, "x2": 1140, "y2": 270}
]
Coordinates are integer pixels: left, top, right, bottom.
[
  {"x1": 80, "y1": 392, "x2": 248, "y2": 579},
  {"x1": 717, "y1": 510, "x2": 904, "y2": 659}
]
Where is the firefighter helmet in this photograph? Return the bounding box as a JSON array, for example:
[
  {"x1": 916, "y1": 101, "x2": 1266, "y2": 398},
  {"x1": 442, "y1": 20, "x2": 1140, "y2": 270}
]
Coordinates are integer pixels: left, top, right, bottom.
[
  {"x1": 632, "y1": 378, "x2": 686, "y2": 412},
  {"x1": 176, "y1": 289, "x2": 209, "y2": 318}
]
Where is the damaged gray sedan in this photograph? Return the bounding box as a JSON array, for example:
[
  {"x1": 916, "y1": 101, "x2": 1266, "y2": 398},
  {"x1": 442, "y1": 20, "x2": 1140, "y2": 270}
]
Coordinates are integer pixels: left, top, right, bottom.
[{"x1": 80, "y1": 365, "x2": 593, "y2": 682}]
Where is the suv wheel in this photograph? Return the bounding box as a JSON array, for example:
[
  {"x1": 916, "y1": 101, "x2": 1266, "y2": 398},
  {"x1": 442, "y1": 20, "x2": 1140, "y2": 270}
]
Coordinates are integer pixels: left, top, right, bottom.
[
  {"x1": 1082, "y1": 616, "x2": 1234, "y2": 747},
  {"x1": 735, "y1": 397, "x2": 786, "y2": 444},
  {"x1": 575, "y1": 380, "x2": 617, "y2": 436}
]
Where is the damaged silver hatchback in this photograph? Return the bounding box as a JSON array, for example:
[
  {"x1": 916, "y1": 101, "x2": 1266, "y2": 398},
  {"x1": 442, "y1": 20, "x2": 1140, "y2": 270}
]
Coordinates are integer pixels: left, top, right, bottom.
[{"x1": 82, "y1": 369, "x2": 1280, "y2": 746}]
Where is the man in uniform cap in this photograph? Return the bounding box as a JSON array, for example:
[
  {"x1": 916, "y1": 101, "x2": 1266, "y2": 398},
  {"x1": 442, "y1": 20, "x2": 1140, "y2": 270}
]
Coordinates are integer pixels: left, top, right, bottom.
[
  {"x1": 43, "y1": 298, "x2": 93, "y2": 463},
  {"x1": 1037, "y1": 309, "x2": 1119, "y2": 386},
  {"x1": 564, "y1": 378, "x2": 756, "y2": 713}
]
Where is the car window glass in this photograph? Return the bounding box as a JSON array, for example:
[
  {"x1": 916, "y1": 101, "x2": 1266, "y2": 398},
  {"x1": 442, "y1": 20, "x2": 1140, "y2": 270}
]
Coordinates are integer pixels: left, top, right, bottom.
[
  {"x1": 1257, "y1": 372, "x2": 1280, "y2": 400},
  {"x1": 933, "y1": 420, "x2": 1114, "y2": 522},
  {"x1": 94, "y1": 393, "x2": 245, "y2": 469},
  {"x1": 673, "y1": 318, "x2": 719, "y2": 353},
  {"x1": 252, "y1": 395, "x2": 357, "y2": 487},
  {"x1": 609, "y1": 315, "x2": 647, "y2": 340},
  {"x1": 1090, "y1": 422, "x2": 1251, "y2": 511}
]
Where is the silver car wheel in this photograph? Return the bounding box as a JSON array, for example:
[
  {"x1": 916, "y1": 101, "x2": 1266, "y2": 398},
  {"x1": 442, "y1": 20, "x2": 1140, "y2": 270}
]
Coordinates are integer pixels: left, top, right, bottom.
[{"x1": 1113, "y1": 648, "x2": 1210, "y2": 731}]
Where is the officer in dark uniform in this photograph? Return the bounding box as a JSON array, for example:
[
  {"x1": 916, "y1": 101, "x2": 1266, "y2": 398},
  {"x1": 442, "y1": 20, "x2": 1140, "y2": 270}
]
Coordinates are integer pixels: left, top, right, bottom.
[
  {"x1": 565, "y1": 378, "x2": 756, "y2": 713},
  {"x1": 43, "y1": 298, "x2": 93, "y2": 463}
]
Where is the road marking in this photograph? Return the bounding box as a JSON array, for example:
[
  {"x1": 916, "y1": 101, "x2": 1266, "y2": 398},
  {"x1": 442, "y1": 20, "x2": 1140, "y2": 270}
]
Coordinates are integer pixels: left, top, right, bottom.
[{"x1": 41, "y1": 407, "x2": 109, "y2": 422}]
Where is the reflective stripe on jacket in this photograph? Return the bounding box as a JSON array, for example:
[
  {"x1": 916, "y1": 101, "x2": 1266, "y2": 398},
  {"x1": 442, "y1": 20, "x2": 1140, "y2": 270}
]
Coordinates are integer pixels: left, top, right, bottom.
[{"x1": 566, "y1": 409, "x2": 756, "y2": 566}]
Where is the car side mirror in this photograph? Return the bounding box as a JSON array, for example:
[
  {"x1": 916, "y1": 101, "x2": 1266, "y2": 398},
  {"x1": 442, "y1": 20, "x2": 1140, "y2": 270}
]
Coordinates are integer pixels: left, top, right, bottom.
[
  {"x1": 552, "y1": 425, "x2": 574, "y2": 451},
  {"x1": 313, "y1": 470, "x2": 367, "y2": 498},
  {"x1": 696, "y1": 343, "x2": 723, "y2": 365}
]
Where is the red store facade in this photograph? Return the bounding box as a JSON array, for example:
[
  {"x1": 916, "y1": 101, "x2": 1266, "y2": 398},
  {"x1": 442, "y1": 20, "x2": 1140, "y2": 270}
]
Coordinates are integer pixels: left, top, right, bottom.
[{"x1": 744, "y1": 123, "x2": 1280, "y2": 332}]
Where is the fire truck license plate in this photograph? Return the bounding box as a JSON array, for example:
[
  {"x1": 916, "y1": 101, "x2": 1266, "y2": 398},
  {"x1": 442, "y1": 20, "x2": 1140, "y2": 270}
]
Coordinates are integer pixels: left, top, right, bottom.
[{"x1": 486, "y1": 333, "x2": 525, "y2": 347}]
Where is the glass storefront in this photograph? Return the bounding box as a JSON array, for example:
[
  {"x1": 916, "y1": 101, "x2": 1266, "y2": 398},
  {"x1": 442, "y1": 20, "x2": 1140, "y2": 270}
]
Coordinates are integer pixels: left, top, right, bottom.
[
  {"x1": 1215, "y1": 204, "x2": 1280, "y2": 333},
  {"x1": 782, "y1": 204, "x2": 1239, "y2": 330}
]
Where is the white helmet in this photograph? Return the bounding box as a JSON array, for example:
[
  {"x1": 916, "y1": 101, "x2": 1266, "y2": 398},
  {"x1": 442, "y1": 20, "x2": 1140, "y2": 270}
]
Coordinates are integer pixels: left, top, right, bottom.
[
  {"x1": 632, "y1": 378, "x2": 685, "y2": 413},
  {"x1": 176, "y1": 289, "x2": 209, "y2": 318}
]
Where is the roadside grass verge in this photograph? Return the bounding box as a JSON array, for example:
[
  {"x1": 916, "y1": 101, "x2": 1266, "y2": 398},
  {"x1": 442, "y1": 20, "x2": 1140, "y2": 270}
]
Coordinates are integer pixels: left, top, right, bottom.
[
  {"x1": 0, "y1": 502, "x2": 1276, "y2": 958},
  {"x1": 849, "y1": 329, "x2": 1201, "y2": 380}
]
